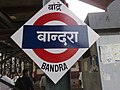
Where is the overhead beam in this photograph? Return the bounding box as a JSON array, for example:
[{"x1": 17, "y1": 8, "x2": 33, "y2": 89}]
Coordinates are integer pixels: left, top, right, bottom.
[
  {"x1": 2, "y1": 5, "x2": 42, "y2": 14},
  {"x1": 0, "y1": 9, "x2": 14, "y2": 28}
]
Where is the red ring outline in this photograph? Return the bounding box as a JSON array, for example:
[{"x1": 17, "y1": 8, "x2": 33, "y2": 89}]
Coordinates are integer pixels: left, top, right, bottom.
[{"x1": 33, "y1": 12, "x2": 78, "y2": 63}]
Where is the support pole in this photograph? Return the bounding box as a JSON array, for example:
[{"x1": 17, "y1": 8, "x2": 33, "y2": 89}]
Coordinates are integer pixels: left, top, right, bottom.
[
  {"x1": 43, "y1": 0, "x2": 50, "y2": 6},
  {"x1": 42, "y1": 0, "x2": 71, "y2": 90},
  {"x1": 46, "y1": 71, "x2": 71, "y2": 90}
]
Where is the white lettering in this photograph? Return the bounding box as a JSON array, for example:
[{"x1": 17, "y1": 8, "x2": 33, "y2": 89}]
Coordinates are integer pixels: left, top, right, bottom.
[{"x1": 37, "y1": 31, "x2": 79, "y2": 46}]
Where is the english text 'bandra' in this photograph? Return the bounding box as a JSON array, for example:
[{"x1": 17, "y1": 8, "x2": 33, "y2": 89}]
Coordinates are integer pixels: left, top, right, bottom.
[{"x1": 41, "y1": 62, "x2": 68, "y2": 72}]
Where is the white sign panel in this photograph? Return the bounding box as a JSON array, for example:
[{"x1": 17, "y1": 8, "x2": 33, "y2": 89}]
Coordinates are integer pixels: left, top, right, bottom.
[{"x1": 11, "y1": 0, "x2": 100, "y2": 84}]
